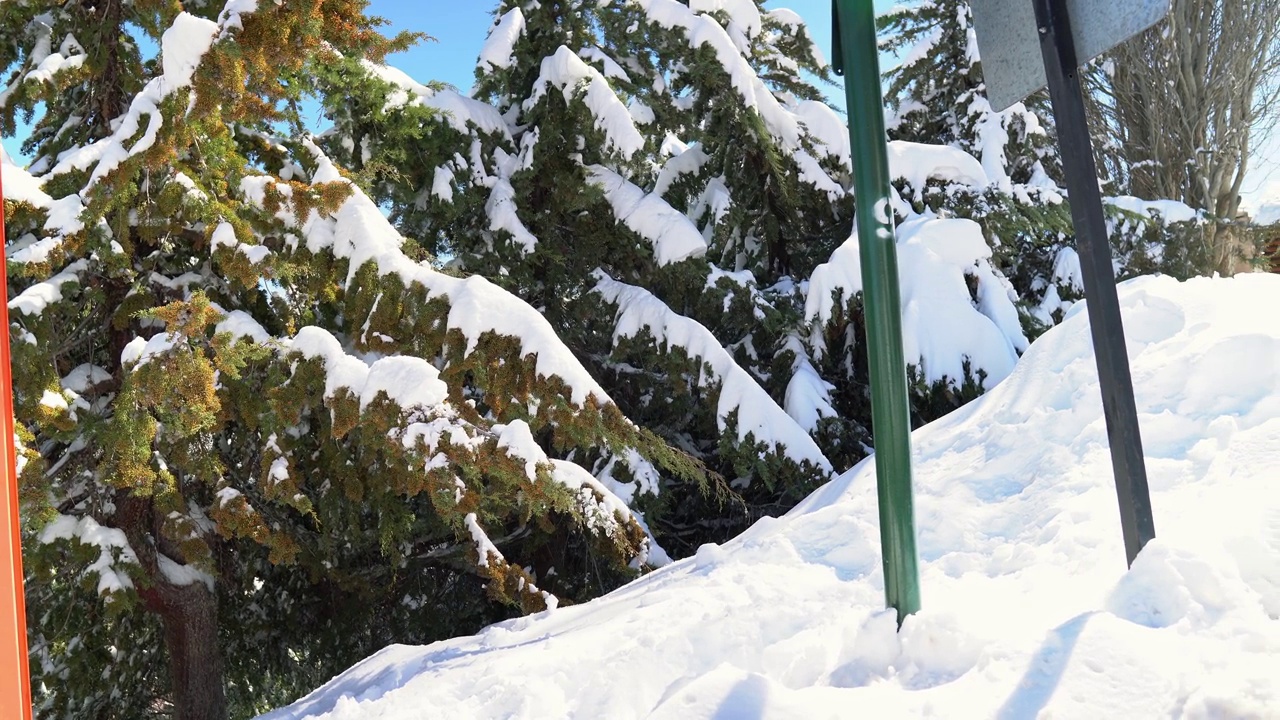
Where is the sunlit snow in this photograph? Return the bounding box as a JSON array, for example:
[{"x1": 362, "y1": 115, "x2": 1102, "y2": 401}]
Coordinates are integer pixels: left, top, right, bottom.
[{"x1": 263, "y1": 273, "x2": 1280, "y2": 720}]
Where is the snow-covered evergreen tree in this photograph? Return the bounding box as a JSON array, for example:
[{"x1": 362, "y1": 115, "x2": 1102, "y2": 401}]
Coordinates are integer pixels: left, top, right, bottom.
[
  {"x1": 879, "y1": 0, "x2": 1060, "y2": 187},
  {"x1": 878, "y1": 0, "x2": 1079, "y2": 327},
  {"x1": 468, "y1": 0, "x2": 857, "y2": 548},
  {"x1": 2, "y1": 2, "x2": 699, "y2": 717},
  {"x1": 332, "y1": 1, "x2": 850, "y2": 552},
  {"x1": 876, "y1": 0, "x2": 1207, "y2": 331},
  {"x1": 2, "y1": 2, "x2": 1156, "y2": 711},
  {"x1": 624, "y1": 0, "x2": 862, "y2": 502},
  {"x1": 327, "y1": 0, "x2": 1052, "y2": 551}
]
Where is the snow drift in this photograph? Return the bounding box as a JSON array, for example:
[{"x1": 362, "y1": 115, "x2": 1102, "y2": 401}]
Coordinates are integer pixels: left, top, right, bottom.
[{"x1": 262, "y1": 274, "x2": 1280, "y2": 719}]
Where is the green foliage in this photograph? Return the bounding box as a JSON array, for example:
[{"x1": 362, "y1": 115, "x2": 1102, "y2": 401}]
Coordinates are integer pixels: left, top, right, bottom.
[
  {"x1": 879, "y1": 0, "x2": 1061, "y2": 184},
  {"x1": 5, "y1": 2, "x2": 700, "y2": 717},
  {"x1": 12, "y1": 0, "x2": 1215, "y2": 715},
  {"x1": 878, "y1": 0, "x2": 1210, "y2": 332}
]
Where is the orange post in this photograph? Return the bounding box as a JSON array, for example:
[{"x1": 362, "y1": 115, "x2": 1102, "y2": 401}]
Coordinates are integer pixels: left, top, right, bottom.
[{"x1": 0, "y1": 166, "x2": 35, "y2": 718}]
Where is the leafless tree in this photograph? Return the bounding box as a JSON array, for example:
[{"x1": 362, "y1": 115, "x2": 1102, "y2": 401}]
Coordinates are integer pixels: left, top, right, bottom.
[{"x1": 1091, "y1": 0, "x2": 1280, "y2": 273}]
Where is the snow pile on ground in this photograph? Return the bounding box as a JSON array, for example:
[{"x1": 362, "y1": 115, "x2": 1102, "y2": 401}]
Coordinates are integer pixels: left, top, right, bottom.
[{"x1": 262, "y1": 274, "x2": 1280, "y2": 720}]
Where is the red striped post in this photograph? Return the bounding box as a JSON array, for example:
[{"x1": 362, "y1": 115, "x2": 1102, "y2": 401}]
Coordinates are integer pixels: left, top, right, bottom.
[{"x1": 0, "y1": 162, "x2": 35, "y2": 719}]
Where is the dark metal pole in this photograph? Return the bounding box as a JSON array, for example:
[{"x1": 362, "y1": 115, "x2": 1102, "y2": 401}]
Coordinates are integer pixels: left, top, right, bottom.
[
  {"x1": 1032, "y1": 0, "x2": 1156, "y2": 566},
  {"x1": 832, "y1": 0, "x2": 921, "y2": 624}
]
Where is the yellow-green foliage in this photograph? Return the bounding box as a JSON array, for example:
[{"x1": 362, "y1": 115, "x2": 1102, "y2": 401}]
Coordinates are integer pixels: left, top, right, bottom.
[{"x1": 3, "y1": 2, "x2": 723, "y2": 716}]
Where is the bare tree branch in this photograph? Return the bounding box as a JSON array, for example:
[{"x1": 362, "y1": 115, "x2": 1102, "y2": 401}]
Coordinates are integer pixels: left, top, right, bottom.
[{"x1": 1091, "y1": 0, "x2": 1280, "y2": 273}]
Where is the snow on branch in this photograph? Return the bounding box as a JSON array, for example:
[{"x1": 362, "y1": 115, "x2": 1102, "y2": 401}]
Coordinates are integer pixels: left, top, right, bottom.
[
  {"x1": 9, "y1": 260, "x2": 89, "y2": 318},
  {"x1": 0, "y1": 151, "x2": 52, "y2": 206},
  {"x1": 464, "y1": 512, "x2": 503, "y2": 568},
  {"x1": 485, "y1": 148, "x2": 539, "y2": 254},
  {"x1": 464, "y1": 512, "x2": 560, "y2": 611},
  {"x1": 887, "y1": 140, "x2": 989, "y2": 200},
  {"x1": 690, "y1": 0, "x2": 763, "y2": 51},
  {"x1": 479, "y1": 8, "x2": 526, "y2": 72},
  {"x1": 585, "y1": 165, "x2": 707, "y2": 265},
  {"x1": 288, "y1": 327, "x2": 449, "y2": 413},
  {"x1": 1106, "y1": 196, "x2": 1199, "y2": 225},
  {"x1": 782, "y1": 335, "x2": 837, "y2": 433},
  {"x1": 215, "y1": 0, "x2": 262, "y2": 35},
  {"x1": 630, "y1": 0, "x2": 802, "y2": 150},
  {"x1": 50, "y1": 12, "x2": 223, "y2": 189},
  {"x1": 794, "y1": 101, "x2": 850, "y2": 171},
  {"x1": 528, "y1": 46, "x2": 646, "y2": 159},
  {"x1": 40, "y1": 514, "x2": 139, "y2": 597},
  {"x1": 3, "y1": 84, "x2": 84, "y2": 244},
  {"x1": 278, "y1": 330, "x2": 664, "y2": 573},
  {"x1": 494, "y1": 419, "x2": 669, "y2": 566},
  {"x1": 654, "y1": 144, "x2": 710, "y2": 198},
  {"x1": 593, "y1": 272, "x2": 832, "y2": 473},
  {"x1": 359, "y1": 60, "x2": 512, "y2": 140},
  {"x1": 239, "y1": 141, "x2": 612, "y2": 407},
  {"x1": 793, "y1": 150, "x2": 846, "y2": 200}
]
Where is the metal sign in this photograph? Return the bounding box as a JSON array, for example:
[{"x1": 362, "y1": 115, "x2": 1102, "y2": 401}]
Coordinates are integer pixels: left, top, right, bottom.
[
  {"x1": 972, "y1": 0, "x2": 1170, "y2": 110},
  {"x1": 1015, "y1": 0, "x2": 1160, "y2": 567}
]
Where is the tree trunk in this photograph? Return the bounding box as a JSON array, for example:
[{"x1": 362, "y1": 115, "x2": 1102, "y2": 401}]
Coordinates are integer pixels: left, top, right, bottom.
[
  {"x1": 1094, "y1": 0, "x2": 1280, "y2": 276},
  {"x1": 120, "y1": 492, "x2": 229, "y2": 720},
  {"x1": 146, "y1": 581, "x2": 229, "y2": 720}
]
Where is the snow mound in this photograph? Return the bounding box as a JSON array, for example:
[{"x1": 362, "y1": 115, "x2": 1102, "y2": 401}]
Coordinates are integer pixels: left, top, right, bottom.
[
  {"x1": 887, "y1": 140, "x2": 989, "y2": 195},
  {"x1": 262, "y1": 274, "x2": 1280, "y2": 720},
  {"x1": 806, "y1": 214, "x2": 1029, "y2": 387},
  {"x1": 1107, "y1": 196, "x2": 1199, "y2": 225}
]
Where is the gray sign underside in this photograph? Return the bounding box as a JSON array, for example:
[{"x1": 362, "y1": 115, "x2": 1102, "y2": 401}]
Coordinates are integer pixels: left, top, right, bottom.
[{"x1": 971, "y1": 0, "x2": 1171, "y2": 111}]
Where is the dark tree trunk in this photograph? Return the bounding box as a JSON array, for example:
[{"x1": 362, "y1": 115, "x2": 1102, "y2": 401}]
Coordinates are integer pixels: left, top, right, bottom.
[
  {"x1": 83, "y1": 0, "x2": 131, "y2": 140},
  {"x1": 151, "y1": 582, "x2": 228, "y2": 720},
  {"x1": 119, "y1": 494, "x2": 229, "y2": 720}
]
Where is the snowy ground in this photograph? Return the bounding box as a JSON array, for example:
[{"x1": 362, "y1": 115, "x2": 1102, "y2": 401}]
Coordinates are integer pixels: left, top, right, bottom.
[{"x1": 262, "y1": 274, "x2": 1280, "y2": 720}]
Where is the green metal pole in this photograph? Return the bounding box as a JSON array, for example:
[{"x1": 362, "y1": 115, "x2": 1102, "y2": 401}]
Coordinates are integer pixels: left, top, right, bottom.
[{"x1": 832, "y1": 0, "x2": 921, "y2": 625}]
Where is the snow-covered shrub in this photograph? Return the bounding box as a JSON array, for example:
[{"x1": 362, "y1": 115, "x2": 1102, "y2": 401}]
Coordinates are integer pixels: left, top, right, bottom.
[
  {"x1": 1, "y1": 4, "x2": 700, "y2": 717},
  {"x1": 878, "y1": 0, "x2": 1216, "y2": 328}
]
